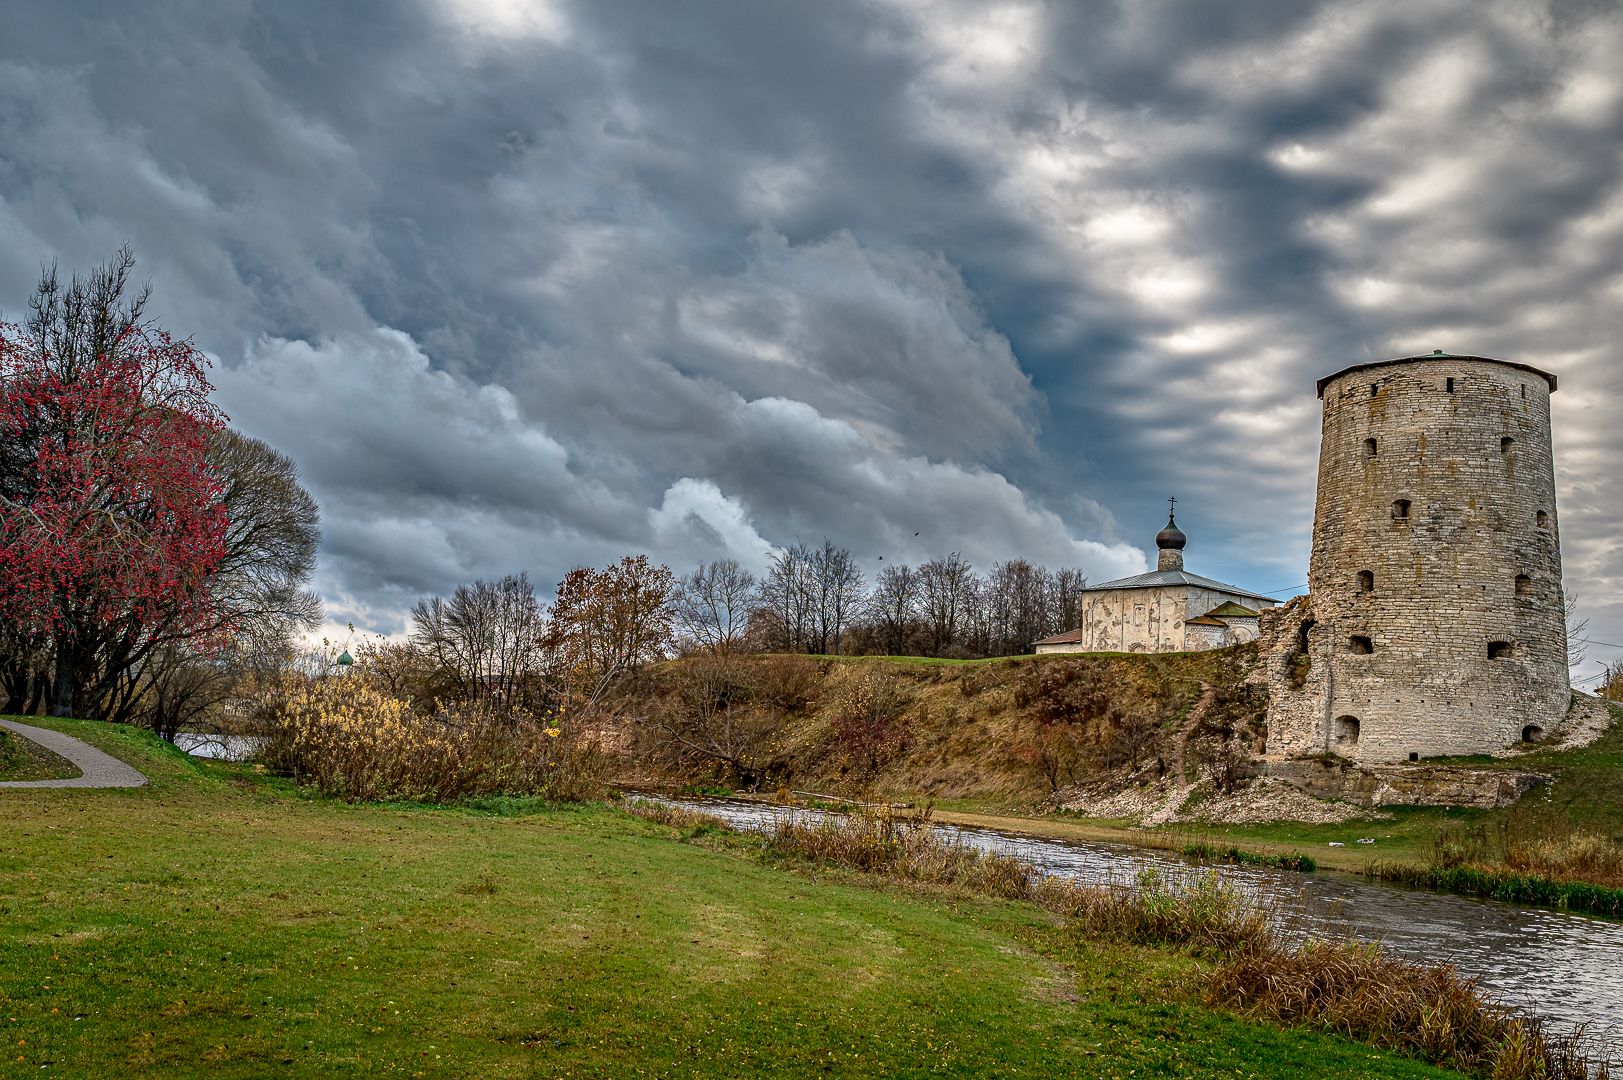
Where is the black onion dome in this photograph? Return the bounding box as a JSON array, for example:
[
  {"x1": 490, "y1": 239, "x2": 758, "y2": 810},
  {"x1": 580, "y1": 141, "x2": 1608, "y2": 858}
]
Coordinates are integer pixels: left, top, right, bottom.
[{"x1": 1156, "y1": 513, "x2": 1187, "y2": 551}]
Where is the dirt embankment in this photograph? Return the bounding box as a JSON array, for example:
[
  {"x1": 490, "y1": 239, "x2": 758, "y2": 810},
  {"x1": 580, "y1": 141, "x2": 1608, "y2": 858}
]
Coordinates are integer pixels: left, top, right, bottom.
[{"x1": 609, "y1": 648, "x2": 1264, "y2": 809}]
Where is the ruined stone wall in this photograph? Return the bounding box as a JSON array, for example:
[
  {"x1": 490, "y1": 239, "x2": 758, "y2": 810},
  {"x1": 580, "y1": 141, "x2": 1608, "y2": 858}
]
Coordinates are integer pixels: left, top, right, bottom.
[{"x1": 1266, "y1": 357, "x2": 1568, "y2": 763}]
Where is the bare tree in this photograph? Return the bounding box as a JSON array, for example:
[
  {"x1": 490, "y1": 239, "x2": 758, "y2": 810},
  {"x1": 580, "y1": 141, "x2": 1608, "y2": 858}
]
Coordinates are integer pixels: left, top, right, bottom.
[
  {"x1": 758, "y1": 543, "x2": 815, "y2": 652},
  {"x1": 868, "y1": 563, "x2": 922, "y2": 655},
  {"x1": 984, "y1": 559, "x2": 1052, "y2": 655},
  {"x1": 632, "y1": 652, "x2": 781, "y2": 788},
  {"x1": 1567, "y1": 593, "x2": 1590, "y2": 670},
  {"x1": 918, "y1": 552, "x2": 976, "y2": 656},
  {"x1": 808, "y1": 541, "x2": 865, "y2": 655},
  {"x1": 1048, "y1": 568, "x2": 1088, "y2": 636},
  {"x1": 412, "y1": 573, "x2": 545, "y2": 703},
  {"x1": 674, "y1": 559, "x2": 756, "y2": 653}
]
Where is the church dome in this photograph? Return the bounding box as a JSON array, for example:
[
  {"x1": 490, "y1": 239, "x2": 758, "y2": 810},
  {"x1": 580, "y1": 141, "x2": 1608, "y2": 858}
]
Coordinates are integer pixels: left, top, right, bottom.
[{"x1": 1156, "y1": 512, "x2": 1187, "y2": 551}]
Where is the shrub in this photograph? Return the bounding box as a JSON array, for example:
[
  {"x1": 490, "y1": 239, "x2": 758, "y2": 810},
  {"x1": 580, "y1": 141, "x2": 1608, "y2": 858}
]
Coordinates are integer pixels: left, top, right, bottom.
[
  {"x1": 824, "y1": 664, "x2": 912, "y2": 780},
  {"x1": 1207, "y1": 941, "x2": 1605, "y2": 1079},
  {"x1": 264, "y1": 676, "x2": 605, "y2": 803}
]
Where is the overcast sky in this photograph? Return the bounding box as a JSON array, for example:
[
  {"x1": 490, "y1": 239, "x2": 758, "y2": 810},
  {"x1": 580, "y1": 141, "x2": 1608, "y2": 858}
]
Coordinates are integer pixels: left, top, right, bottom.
[{"x1": 2, "y1": 1, "x2": 1620, "y2": 673}]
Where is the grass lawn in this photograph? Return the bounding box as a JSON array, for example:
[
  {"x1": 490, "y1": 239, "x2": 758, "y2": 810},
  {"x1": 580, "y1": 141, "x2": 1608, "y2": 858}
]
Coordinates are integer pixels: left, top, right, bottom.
[
  {"x1": 0, "y1": 727, "x2": 80, "y2": 783},
  {"x1": 0, "y1": 717, "x2": 1461, "y2": 1079}
]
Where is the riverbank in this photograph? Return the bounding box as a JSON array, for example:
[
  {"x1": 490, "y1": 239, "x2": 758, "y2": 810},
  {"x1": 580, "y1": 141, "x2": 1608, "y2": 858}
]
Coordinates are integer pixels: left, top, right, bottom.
[
  {"x1": 1, "y1": 716, "x2": 1468, "y2": 1078},
  {"x1": 935, "y1": 707, "x2": 1623, "y2": 889}
]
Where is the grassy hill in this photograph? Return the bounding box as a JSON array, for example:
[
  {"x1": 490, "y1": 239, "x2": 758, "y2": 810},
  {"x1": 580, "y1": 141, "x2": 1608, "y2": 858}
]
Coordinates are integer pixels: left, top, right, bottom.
[
  {"x1": 616, "y1": 649, "x2": 1257, "y2": 802},
  {"x1": 0, "y1": 716, "x2": 1460, "y2": 1079}
]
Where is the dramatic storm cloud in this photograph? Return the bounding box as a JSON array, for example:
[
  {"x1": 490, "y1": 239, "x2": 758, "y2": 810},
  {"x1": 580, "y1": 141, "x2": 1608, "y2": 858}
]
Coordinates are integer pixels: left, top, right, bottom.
[{"x1": 2, "y1": 1, "x2": 1620, "y2": 669}]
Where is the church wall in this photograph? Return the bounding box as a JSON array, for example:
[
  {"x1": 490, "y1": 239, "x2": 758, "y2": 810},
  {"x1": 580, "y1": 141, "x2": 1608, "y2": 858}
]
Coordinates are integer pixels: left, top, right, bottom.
[{"x1": 1076, "y1": 587, "x2": 1190, "y2": 652}]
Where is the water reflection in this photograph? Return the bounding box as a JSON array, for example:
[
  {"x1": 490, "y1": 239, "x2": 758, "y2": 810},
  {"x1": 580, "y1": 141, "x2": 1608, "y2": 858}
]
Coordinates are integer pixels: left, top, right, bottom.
[
  {"x1": 648, "y1": 796, "x2": 1621, "y2": 1054},
  {"x1": 173, "y1": 733, "x2": 267, "y2": 761}
]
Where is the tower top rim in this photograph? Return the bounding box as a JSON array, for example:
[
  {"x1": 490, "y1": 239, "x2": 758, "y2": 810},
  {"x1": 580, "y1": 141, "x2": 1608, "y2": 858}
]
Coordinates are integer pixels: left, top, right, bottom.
[{"x1": 1316, "y1": 353, "x2": 1558, "y2": 398}]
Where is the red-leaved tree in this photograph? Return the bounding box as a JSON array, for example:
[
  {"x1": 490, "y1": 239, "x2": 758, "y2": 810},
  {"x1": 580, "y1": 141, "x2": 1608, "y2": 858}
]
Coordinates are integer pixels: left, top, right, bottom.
[{"x1": 0, "y1": 252, "x2": 229, "y2": 718}]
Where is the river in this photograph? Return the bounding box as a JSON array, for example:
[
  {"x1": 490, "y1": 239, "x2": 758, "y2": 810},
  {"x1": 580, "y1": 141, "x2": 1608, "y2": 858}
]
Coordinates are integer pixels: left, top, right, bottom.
[
  {"x1": 646, "y1": 795, "x2": 1621, "y2": 1057},
  {"x1": 173, "y1": 732, "x2": 267, "y2": 761}
]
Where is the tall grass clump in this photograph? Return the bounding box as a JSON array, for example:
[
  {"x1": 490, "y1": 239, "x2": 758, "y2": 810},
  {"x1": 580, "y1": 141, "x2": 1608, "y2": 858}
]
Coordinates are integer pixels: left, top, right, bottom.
[
  {"x1": 1367, "y1": 803, "x2": 1623, "y2": 917},
  {"x1": 264, "y1": 676, "x2": 606, "y2": 803},
  {"x1": 1207, "y1": 942, "x2": 1607, "y2": 1079},
  {"x1": 763, "y1": 809, "x2": 1040, "y2": 899},
  {"x1": 631, "y1": 804, "x2": 1612, "y2": 1079}
]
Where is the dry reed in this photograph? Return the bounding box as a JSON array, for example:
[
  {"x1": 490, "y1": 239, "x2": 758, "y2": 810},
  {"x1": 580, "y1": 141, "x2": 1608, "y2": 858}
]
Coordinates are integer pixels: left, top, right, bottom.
[{"x1": 264, "y1": 677, "x2": 606, "y2": 802}]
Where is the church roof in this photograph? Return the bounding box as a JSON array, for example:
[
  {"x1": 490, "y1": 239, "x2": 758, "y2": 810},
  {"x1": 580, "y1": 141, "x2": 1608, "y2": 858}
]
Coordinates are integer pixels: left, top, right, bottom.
[
  {"x1": 1185, "y1": 616, "x2": 1228, "y2": 627},
  {"x1": 1204, "y1": 601, "x2": 1260, "y2": 618},
  {"x1": 1083, "y1": 569, "x2": 1278, "y2": 604},
  {"x1": 1031, "y1": 628, "x2": 1088, "y2": 646}
]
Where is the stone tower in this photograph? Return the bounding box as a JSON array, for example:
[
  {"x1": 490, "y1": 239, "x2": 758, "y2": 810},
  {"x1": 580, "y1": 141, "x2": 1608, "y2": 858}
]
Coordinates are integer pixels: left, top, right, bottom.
[{"x1": 1262, "y1": 352, "x2": 1568, "y2": 763}]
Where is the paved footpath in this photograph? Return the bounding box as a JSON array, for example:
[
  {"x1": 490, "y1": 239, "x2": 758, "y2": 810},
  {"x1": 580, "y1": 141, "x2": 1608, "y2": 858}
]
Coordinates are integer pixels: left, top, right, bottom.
[{"x1": 0, "y1": 718, "x2": 149, "y2": 789}]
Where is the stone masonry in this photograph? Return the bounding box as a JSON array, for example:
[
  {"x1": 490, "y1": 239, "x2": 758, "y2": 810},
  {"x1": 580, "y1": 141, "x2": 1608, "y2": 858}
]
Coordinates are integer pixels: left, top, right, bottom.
[{"x1": 1261, "y1": 353, "x2": 1569, "y2": 764}]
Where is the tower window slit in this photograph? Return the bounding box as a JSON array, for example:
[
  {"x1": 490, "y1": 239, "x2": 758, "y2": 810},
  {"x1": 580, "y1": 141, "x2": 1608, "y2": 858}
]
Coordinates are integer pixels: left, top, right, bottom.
[
  {"x1": 1364, "y1": 437, "x2": 1378, "y2": 459},
  {"x1": 1488, "y1": 641, "x2": 1515, "y2": 660},
  {"x1": 1357, "y1": 570, "x2": 1375, "y2": 593},
  {"x1": 1537, "y1": 510, "x2": 1550, "y2": 529},
  {"x1": 1392, "y1": 499, "x2": 1411, "y2": 520},
  {"x1": 1349, "y1": 635, "x2": 1374, "y2": 655},
  {"x1": 1446, "y1": 377, "x2": 1455, "y2": 393},
  {"x1": 1515, "y1": 574, "x2": 1531, "y2": 597},
  {"x1": 1501, "y1": 436, "x2": 1515, "y2": 454}
]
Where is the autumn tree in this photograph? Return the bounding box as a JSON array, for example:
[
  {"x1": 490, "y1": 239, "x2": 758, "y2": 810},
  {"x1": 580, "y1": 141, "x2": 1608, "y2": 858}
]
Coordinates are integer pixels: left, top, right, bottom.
[
  {"x1": 114, "y1": 429, "x2": 322, "y2": 734},
  {"x1": 546, "y1": 555, "x2": 676, "y2": 696},
  {"x1": 1, "y1": 248, "x2": 229, "y2": 718}
]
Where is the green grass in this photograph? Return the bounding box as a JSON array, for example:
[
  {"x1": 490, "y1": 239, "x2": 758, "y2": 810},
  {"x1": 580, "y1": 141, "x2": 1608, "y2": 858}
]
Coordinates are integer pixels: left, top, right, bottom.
[
  {"x1": 0, "y1": 716, "x2": 1462, "y2": 1079},
  {"x1": 0, "y1": 726, "x2": 81, "y2": 782}
]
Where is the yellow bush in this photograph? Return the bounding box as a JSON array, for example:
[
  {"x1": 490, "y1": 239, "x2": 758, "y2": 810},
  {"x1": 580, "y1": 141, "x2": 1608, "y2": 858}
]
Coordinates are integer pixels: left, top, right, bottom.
[{"x1": 264, "y1": 676, "x2": 603, "y2": 803}]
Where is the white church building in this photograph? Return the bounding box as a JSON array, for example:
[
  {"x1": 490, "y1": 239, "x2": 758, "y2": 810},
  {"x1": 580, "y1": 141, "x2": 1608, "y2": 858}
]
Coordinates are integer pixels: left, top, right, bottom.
[{"x1": 1034, "y1": 505, "x2": 1278, "y2": 654}]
